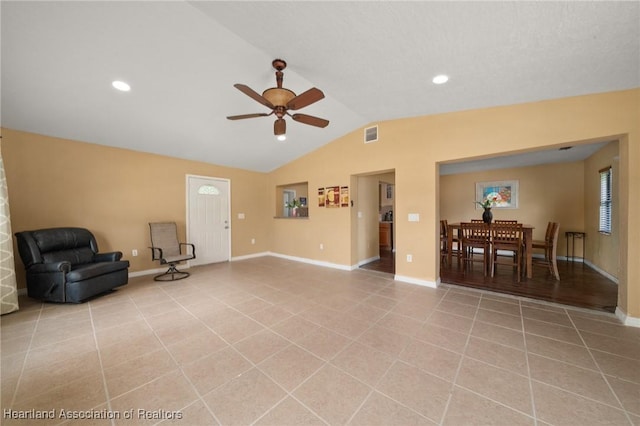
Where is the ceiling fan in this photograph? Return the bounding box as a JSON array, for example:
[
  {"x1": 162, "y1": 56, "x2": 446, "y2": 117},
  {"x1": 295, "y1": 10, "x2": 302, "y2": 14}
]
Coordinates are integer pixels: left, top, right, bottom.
[{"x1": 226, "y1": 59, "x2": 329, "y2": 140}]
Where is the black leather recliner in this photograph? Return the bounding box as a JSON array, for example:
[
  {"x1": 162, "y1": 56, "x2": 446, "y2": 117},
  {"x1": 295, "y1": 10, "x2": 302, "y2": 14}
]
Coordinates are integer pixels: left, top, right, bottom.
[{"x1": 15, "y1": 227, "x2": 129, "y2": 303}]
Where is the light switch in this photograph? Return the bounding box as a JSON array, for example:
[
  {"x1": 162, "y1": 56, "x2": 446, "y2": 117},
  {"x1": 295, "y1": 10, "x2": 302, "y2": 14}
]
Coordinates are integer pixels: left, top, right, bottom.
[
  {"x1": 408, "y1": 213, "x2": 420, "y2": 222},
  {"x1": 238, "y1": 213, "x2": 245, "y2": 219}
]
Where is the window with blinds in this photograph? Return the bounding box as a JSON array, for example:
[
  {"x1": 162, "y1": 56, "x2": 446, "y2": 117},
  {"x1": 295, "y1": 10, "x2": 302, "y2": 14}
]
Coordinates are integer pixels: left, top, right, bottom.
[{"x1": 599, "y1": 166, "x2": 612, "y2": 234}]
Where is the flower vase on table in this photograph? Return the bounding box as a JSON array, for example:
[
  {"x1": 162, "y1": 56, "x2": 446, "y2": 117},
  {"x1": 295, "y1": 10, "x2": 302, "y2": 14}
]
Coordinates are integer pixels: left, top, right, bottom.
[
  {"x1": 482, "y1": 207, "x2": 493, "y2": 224},
  {"x1": 285, "y1": 198, "x2": 302, "y2": 218},
  {"x1": 475, "y1": 196, "x2": 498, "y2": 224}
]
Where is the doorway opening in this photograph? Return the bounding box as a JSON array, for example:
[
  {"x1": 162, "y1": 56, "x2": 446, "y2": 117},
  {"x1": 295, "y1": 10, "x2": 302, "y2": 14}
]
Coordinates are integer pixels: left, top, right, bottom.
[
  {"x1": 354, "y1": 170, "x2": 395, "y2": 275},
  {"x1": 437, "y1": 140, "x2": 620, "y2": 312}
]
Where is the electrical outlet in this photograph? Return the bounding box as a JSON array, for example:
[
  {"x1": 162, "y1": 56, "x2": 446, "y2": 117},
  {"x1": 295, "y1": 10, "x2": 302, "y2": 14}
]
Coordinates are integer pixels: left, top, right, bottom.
[
  {"x1": 320, "y1": 243, "x2": 324, "y2": 250},
  {"x1": 406, "y1": 254, "x2": 412, "y2": 262},
  {"x1": 251, "y1": 238, "x2": 255, "y2": 244},
  {"x1": 132, "y1": 249, "x2": 138, "y2": 257}
]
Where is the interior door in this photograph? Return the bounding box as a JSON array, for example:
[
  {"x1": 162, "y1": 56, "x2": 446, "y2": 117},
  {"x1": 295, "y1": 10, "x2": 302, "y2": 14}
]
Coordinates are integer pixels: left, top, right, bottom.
[{"x1": 187, "y1": 175, "x2": 230, "y2": 265}]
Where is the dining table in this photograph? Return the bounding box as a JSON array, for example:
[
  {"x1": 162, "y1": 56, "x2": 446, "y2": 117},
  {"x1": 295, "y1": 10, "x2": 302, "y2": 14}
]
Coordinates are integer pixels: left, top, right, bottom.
[{"x1": 447, "y1": 222, "x2": 535, "y2": 279}]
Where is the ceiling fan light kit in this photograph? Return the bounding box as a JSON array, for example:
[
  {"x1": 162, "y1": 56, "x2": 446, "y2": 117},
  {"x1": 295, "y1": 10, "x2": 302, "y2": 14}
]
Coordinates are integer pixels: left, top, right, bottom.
[{"x1": 227, "y1": 59, "x2": 329, "y2": 139}]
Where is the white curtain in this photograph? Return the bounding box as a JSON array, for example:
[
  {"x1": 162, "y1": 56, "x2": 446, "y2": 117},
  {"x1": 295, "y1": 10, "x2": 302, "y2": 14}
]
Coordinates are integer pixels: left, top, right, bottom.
[{"x1": 0, "y1": 145, "x2": 19, "y2": 315}]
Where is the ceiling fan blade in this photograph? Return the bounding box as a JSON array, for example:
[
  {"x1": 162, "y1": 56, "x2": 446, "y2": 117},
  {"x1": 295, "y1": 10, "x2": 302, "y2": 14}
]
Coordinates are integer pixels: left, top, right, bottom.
[
  {"x1": 286, "y1": 87, "x2": 325, "y2": 110},
  {"x1": 291, "y1": 113, "x2": 329, "y2": 128},
  {"x1": 274, "y1": 118, "x2": 286, "y2": 136},
  {"x1": 234, "y1": 84, "x2": 275, "y2": 109},
  {"x1": 226, "y1": 113, "x2": 270, "y2": 120}
]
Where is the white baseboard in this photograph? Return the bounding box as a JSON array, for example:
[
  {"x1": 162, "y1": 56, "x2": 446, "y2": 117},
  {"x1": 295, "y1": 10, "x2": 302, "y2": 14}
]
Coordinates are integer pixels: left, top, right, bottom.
[
  {"x1": 128, "y1": 266, "x2": 185, "y2": 278},
  {"x1": 129, "y1": 254, "x2": 270, "y2": 277},
  {"x1": 268, "y1": 252, "x2": 352, "y2": 271},
  {"x1": 615, "y1": 307, "x2": 640, "y2": 328},
  {"x1": 530, "y1": 253, "x2": 619, "y2": 284},
  {"x1": 231, "y1": 252, "x2": 270, "y2": 261},
  {"x1": 357, "y1": 255, "x2": 381, "y2": 267},
  {"x1": 583, "y1": 259, "x2": 619, "y2": 284},
  {"x1": 394, "y1": 274, "x2": 437, "y2": 288}
]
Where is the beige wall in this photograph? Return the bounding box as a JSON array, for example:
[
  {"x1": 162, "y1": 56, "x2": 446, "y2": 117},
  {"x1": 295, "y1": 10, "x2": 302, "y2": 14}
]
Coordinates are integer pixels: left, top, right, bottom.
[
  {"x1": 269, "y1": 89, "x2": 639, "y2": 318},
  {"x1": 440, "y1": 161, "x2": 586, "y2": 258},
  {"x1": 2, "y1": 129, "x2": 270, "y2": 289},
  {"x1": 584, "y1": 141, "x2": 620, "y2": 278},
  {"x1": 3, "y1": 89, "x2": 639, "y2": 318},
  {"x1": 355, "y1": 176, "x2": 380, "y2": 263}
]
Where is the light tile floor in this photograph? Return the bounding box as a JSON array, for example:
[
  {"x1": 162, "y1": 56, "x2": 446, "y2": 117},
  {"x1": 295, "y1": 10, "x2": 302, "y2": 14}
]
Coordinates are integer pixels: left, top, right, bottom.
[{"x1": 2, "y1": 257, "x2": 639, "y2": 425}]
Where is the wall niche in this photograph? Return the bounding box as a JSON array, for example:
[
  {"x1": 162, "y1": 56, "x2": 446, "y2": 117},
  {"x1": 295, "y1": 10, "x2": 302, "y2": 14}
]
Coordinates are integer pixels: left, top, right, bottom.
[{"x1": 276, "y1": 182, "x2": 309, "y2": 218}]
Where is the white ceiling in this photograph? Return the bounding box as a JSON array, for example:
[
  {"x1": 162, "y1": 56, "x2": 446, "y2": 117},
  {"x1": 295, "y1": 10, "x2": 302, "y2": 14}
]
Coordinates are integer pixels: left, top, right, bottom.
[
  {"x1": 2, "y1": 1, "x2": 638, "y2": 173},
  {"x1": 439, "y1": 141, "x2": 611, "y2": 175}
]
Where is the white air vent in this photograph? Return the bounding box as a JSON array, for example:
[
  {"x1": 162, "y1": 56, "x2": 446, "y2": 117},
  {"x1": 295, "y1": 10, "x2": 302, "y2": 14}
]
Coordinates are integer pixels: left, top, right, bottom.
[{"x1": 364, "y1": 125, "x2": 378, "y2": 143}]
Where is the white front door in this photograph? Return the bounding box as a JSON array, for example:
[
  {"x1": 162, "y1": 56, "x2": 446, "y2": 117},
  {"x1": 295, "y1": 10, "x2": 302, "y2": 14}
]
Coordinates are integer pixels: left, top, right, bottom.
[{"x1": 187, "y1": 175, "x2": 230, "y2": 265}]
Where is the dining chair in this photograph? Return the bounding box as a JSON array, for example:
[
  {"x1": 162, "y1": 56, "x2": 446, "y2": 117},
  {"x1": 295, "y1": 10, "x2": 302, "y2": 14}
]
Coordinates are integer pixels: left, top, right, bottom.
[
  {"x1": 470, "y1": 219, "x2": 484, "y2": 223},
  {"x1": 460, "y1": 222, "x2": 490, "y2": 276},
  {"x1": 532, "y1": 222, "x2": 560, "y2": 280},
  {"x1": 490, "y1": 223, "x2": 524, "y2": 281},
  {"x1": 440, "y1": 220, "x2": 461, "y2": 267},
  {"x1": 493, "y1": 220, "x2": 522, "y2": 263}
]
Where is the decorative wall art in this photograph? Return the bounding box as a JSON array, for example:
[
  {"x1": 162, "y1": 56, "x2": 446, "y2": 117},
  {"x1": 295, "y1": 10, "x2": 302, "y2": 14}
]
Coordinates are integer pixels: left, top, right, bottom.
[
  {"x1": 318, "y1": 188, "x2": 325, "y2": 207},
  {"x1": 325, "y1": 186, "x2": 340, "y2": 208},
  {"x1": 340, "y1": 186, "x2": 349, "y2": 207},
  {"x1": 475, "y1": 180, "x2": 519, "y2": 209},
  {"x1": 318, "y1": 186, "x2": 349, "y2": 208}
]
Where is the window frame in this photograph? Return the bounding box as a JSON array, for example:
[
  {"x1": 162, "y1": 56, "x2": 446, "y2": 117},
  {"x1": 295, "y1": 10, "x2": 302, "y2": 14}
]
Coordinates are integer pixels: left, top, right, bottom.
[{"x1": 598, "y1": 166, "x2": 612, "y2": 235}]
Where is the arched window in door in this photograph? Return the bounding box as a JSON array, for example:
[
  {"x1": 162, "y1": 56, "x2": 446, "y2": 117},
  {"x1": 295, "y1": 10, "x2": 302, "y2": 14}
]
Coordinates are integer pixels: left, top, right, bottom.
[{"x1": 198, "y1": 185, "x2": 221, "y2": 196}]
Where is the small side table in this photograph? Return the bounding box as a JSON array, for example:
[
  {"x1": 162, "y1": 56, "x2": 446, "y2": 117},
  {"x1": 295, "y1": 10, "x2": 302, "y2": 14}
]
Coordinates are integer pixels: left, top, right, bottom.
[{"x1": 565, "y1": 231, "x2": 586, "y2": 262}]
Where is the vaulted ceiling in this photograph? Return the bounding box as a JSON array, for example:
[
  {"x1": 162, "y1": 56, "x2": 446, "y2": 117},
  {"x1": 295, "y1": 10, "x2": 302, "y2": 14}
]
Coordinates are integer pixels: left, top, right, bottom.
[{"x1": 2, "y1": 1, "x2": 638, "y2": 172}]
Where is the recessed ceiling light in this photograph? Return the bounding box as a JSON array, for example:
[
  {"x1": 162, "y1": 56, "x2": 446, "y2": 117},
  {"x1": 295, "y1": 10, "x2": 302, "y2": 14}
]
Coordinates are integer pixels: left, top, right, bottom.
[
  {"x1": 432, "y1": 75, "x2": 449, "y2": 84},
  {"x1": 112, "y1": 80, "x2": 131, "y2": 92}
]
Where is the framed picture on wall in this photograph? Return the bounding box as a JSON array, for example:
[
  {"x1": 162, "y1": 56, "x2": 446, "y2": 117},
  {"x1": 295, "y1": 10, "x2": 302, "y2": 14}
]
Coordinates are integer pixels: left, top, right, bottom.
[
  {"x1": 386, "y1": 184, "x2": 393, "y2": 199},
  {"x1": 325, "y1": 186, "x2": 340, "y2": 207},
  {"x1": 340, "y1": 186, "x2": 349, "y2": 207},
  {"x1": 318, "y1": 188, "x2": 325, "y2": 207},
  {"x1": 475, "y1": 180, "x2": 519, "y2": 209}
]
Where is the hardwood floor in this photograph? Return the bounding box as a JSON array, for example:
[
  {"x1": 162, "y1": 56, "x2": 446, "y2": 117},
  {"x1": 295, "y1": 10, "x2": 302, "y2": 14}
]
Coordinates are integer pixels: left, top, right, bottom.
[
  {"x1": 360, "y1": 250, "x2": 618, "y2": 313},
  {"x1": 360, "y1": 249, "x2": 395, "y2": 274}
]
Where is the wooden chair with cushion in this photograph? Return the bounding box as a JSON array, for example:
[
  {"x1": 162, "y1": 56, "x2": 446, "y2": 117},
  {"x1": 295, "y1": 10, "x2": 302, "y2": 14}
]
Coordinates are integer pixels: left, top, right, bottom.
[
  {"x1": 460, "y1": 222, "x2": 490, "y2": 276},
  {"x1": 490, "y1": 223, "x2": 524, "y2": 282},
  {"x1": 532, "y1": 222, "x2": 560, "y2": 280}
]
